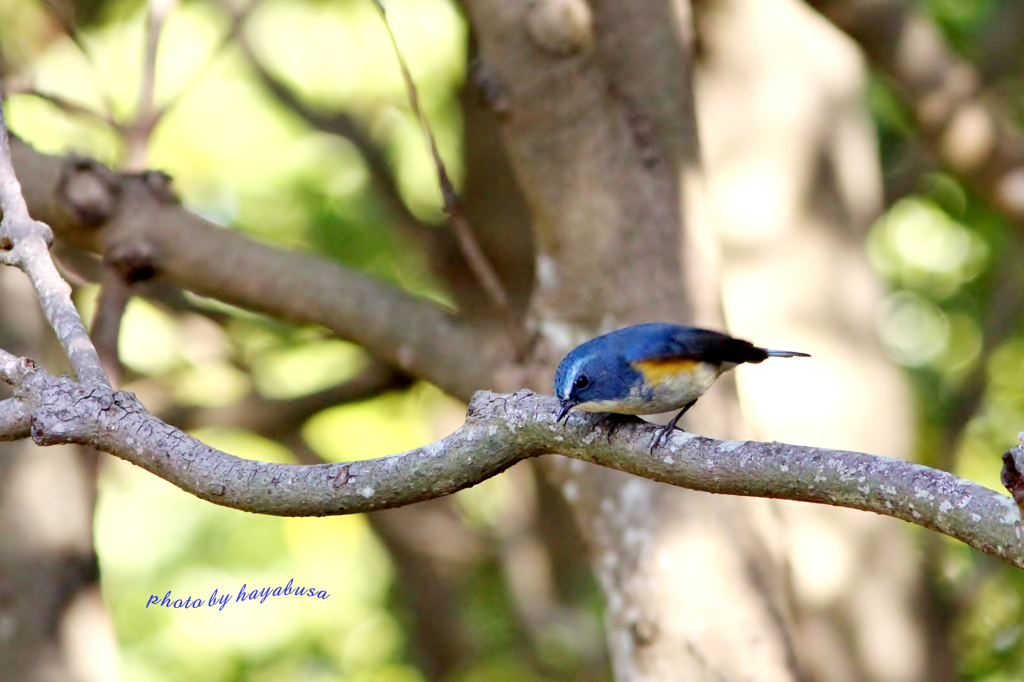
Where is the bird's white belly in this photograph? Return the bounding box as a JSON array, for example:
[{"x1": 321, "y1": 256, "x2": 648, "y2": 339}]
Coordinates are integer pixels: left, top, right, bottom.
[
  {"x1": 641, "y1": 361, "x2": 721, "y2": 413},
  {"x1": 575, "y1": 361, "x2": 725, "y2": 415}
]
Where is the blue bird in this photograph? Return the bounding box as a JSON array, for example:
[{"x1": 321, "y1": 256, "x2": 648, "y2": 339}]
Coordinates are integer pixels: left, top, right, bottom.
[{"x1": 554, "y1": 323, "x2": 809, "y2": 450}]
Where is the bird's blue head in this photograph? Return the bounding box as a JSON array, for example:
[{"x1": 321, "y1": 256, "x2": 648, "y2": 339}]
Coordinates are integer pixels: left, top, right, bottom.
[{"x1": 554, "y1": 336, "x2": 638, "y2": 422}]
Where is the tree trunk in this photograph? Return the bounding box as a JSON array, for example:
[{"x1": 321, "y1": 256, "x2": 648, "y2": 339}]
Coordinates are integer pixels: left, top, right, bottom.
[{"x1": 463, "y1": 0, "x2": 802, "y2": 678}]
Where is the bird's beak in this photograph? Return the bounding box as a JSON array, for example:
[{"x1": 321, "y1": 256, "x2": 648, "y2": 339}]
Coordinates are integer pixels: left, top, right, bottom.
[{"x1": 556, "y1": 399, "x2": 576, "y2": 423}]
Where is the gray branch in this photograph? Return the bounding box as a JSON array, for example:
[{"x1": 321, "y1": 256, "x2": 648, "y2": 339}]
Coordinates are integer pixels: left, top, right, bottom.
[{"x1": 1, "y1": 348, "x2": 1021, "y2": 569}]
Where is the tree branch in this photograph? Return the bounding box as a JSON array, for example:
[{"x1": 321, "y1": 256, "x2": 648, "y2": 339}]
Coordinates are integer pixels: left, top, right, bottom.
[
  {"x1": 9, "y1": 137, "x2": 515, "y2": 400},
  {"x1": 230, "y1": 28, "x2": 475, "y2": 301},
  {"x1": 1, "y1": 348, "x2": 1020, "y2": 569},
  {"x1": 232, "y1": 4, "x2": 524, "y2": 338},
  {"x1": 159, "y1": 359, "x2": 412, "y2": 437}
]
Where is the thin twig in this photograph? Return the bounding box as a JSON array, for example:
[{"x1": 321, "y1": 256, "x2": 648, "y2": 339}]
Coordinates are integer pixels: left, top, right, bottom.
[
  {"x1": 120, "y1": 0, "x2": 257, "y2": 169},
  {"x1": 151, "y1": 0, "x2": 262, "y2": 125},
  {"x1": 0, "y1": 83, "x2": 110, "y2": 387},
  {"x1": 2, "y1": 87, "x2": 118, "y2": 130},
  {"x1": 166, "y1": 0, "x2": 260, "y2": 101},
  {"x1": 124, "y1": 0, "x2": 180, "y2": 170},
  {"x1": 231, "y1": 23, "x2": 475, "y2": 308},
  {"x1": 36, "y1": 0, "x2": 118, "y2": 122},
  {"x1": 39, "y1": 0, "x2": 90, "y2": 57},
  {"x1": 233, "y1": 32, "x2": 415, "y2": 226},
  {"x1": 159, "y1": 359, "x2": 412, "y2": 436},
  {"x1": 90, "y1": 269, "x2": 132, "y2": 384},
  {"x1": 370, "y1": 0, "x2": 516, "y2": 323}
]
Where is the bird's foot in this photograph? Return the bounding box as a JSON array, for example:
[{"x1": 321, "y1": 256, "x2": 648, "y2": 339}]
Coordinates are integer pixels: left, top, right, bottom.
[
  {"x1": 649, "y1": 422, "x2": 686, "y2": 454},
  {"x1": 648, "y1": 400, "x2": 695, "y2": 453}
]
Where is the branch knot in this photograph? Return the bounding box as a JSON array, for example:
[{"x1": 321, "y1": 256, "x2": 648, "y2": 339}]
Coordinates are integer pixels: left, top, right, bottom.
[{"x1": 58, "y1": 155, "x2": 120, "y2": 228}]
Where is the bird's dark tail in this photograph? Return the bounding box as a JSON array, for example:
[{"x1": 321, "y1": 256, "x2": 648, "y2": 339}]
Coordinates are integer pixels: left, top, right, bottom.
[{"x1": 763, "y1": 349, "x2": 811, "y2": 358}]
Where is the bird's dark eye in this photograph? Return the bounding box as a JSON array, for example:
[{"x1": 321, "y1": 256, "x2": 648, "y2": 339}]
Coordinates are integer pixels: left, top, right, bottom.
[{"x1": 574, "y1": 376, "x2": 590, "y2": 390}]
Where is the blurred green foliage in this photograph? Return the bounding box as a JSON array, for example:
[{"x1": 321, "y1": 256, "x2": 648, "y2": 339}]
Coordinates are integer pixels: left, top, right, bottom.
[
  {"x1": 868, "y1": 2, "x2": 1024, "y2": 678},
  {"x1": 920, "y1": 0, "x2": 1002, "y2": 54}
]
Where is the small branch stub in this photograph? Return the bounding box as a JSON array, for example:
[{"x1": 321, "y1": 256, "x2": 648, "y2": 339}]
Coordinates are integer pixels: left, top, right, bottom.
[
  {"x1": 525, "y1": 0, "x2": 595, "y2": 57},
  {"x1": 1001, "y1": 433, "x2": 1024, "y2": 522}
]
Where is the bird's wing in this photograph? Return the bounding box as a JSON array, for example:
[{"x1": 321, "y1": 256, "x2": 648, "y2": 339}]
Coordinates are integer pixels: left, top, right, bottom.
[{"x1": 624, "y1": 325, "x2": 769, "y2": 365}]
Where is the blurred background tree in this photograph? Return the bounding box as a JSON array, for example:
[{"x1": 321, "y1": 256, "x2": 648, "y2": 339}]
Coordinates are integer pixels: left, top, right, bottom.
[{"x1": 1, "y1": 0, "x2": 1024, "y2": 680}]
